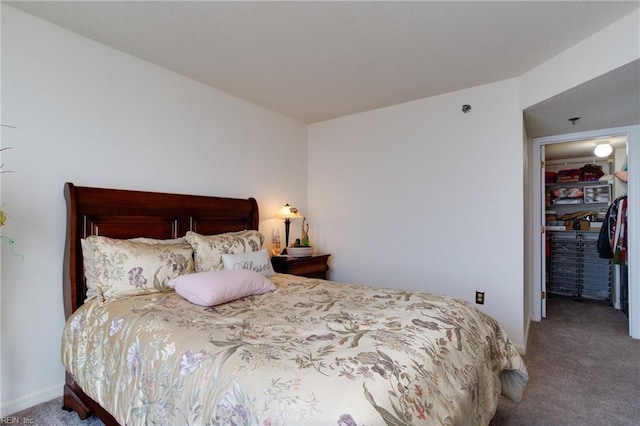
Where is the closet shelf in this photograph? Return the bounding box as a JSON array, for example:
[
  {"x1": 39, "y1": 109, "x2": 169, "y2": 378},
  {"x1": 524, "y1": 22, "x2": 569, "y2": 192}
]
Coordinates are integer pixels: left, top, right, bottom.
[{"x1": 545, "y1": 179, "x2": 612, "y2": 188}]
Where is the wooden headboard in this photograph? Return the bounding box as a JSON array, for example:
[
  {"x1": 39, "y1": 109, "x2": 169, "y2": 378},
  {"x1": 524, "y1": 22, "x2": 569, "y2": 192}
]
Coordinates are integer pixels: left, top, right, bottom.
[{"x1": 63, "y1": 182, "x2": 259, "y2": 318}]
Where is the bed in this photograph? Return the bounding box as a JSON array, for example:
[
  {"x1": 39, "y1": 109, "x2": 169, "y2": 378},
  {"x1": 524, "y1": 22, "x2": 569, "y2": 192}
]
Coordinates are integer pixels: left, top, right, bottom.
[{"x1": 61, "y1": 182, "x2": 528, "y2": 425}]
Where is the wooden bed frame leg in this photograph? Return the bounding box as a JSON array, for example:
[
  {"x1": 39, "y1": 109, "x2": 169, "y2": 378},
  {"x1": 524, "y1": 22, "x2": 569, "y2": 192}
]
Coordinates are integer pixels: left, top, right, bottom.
[
  {"x1": 62, "y1": 374, "x2": 120, "y2": 425},
  {"x1": 62, "y1": 384, "x2": 91, "y2": 420}
]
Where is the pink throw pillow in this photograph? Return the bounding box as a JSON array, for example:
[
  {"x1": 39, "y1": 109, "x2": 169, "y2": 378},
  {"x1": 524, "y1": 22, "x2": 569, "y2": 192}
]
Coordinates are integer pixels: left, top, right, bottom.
[{"x1": 169, "y1": 270, "x2": 276, "y2": 306}]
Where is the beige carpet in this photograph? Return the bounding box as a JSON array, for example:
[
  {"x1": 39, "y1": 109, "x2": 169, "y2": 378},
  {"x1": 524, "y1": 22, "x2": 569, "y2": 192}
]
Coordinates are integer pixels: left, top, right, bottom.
[
  {"x1": 4, "y1": 296, "x2": 639, "y2": 425},
  {"x1": 492, "y1": 296, "x2": 640, "y2": 426}
]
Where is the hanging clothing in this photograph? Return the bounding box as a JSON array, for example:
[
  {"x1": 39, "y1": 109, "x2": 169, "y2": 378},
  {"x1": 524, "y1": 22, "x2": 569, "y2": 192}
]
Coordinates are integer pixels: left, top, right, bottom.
[
  {"x1": 597, "y1": 195, "x2": 627, "y2": 265},
  {"x1": 613, "y1": 197, "x2": 627, "y2": 265}
]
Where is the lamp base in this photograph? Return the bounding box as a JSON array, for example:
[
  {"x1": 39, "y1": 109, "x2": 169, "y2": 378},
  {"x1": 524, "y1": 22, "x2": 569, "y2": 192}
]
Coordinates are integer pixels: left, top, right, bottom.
[{"x1": 283, "y1": 218, "x2": 291, "y2": 255}]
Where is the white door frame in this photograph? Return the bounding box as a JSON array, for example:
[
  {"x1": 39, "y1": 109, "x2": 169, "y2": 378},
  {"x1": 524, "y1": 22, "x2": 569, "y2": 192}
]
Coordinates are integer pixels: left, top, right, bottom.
[{"x1": 532, "y1": 125, "x2": 639, "y2": 339}]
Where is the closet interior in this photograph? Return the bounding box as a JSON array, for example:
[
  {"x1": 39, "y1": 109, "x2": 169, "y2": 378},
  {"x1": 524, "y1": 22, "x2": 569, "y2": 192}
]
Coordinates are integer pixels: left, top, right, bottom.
[{"x1": 544, "y1": 136, "x2": 629, "y2": 315}]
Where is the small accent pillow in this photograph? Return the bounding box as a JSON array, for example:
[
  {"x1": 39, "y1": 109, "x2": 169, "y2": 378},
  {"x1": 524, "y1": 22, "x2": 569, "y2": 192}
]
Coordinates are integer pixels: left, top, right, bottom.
[
  {"x1": 82, "y1": 237, "x2": 187, "y2": 301},
  {"x1": 222, "y1": 249, "x2": 275, "y2": 277},
  {"x1": 185, "y1": 230, "x2": 264, "y2": 272},
  {"x1": 169, "y1": 269, "x2": 276, "y2": 306},
  {"x1": 85, "y1": 236, "x2": 194, "y2": 304}
]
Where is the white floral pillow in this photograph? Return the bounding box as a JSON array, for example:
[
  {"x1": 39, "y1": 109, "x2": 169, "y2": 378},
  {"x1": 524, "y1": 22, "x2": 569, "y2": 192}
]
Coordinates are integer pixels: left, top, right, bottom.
[
  {"x1": 85, "y1": 236, "x2": 194, "y2": 304},
  {"x1": 185, "y1": 230, "x2": 264, "y2": 272},
  {"x1": 82, "y1": 237, "x2": 187, "y2": 301},
  {"x1": 81, "y1": 238, "x2": 100, "y2": 301}
]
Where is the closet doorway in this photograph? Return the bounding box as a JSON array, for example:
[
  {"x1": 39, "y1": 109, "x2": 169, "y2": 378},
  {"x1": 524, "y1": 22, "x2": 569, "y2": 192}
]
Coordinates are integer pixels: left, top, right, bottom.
[{"x1": 532, "y1": 125, "x2": 638, "y2": 339}]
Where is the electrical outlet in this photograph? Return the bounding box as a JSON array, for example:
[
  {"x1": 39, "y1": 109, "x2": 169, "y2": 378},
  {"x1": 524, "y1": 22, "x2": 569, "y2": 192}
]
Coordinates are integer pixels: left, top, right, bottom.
[{"x1": 475, "y1": 291, "x2": 485, "y2": 305}]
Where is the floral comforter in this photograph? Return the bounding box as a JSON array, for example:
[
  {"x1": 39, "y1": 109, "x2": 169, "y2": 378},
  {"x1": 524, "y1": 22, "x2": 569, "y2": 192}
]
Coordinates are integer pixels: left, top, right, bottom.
[{"x1": 61, "y1": 273, "x2": 528, "y2": 425}]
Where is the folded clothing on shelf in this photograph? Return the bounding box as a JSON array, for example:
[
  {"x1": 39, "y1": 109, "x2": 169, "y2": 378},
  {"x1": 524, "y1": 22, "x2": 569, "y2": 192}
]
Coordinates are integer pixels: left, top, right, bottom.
[{"x1": 556, "y1": 168, "x2": 581, "y2": 183}]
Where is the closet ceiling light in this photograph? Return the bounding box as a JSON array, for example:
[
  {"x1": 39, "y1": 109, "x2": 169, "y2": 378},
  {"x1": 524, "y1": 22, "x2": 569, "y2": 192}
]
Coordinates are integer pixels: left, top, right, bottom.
[{"x1": 593, "y1": 143, "x2": 613, "y2": 158}]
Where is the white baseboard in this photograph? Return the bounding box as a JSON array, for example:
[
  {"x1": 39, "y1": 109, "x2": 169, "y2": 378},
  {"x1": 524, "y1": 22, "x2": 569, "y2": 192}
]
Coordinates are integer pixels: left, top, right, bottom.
[
  {"x1": 0, "y1": 383, "x2": 62, "y2": 417},
  {"x1": 515, "y1": 319, "x2": 531, "y2": 356},
  {"x1": 514, "y1": 342, "x2": 526, "y2": 356}
]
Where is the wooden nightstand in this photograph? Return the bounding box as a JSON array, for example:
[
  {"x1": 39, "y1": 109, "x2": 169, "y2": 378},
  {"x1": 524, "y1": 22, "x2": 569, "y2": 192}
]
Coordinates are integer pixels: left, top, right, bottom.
[{"x1": 271, "y1": 254, "x2": 331, "y2": 279}]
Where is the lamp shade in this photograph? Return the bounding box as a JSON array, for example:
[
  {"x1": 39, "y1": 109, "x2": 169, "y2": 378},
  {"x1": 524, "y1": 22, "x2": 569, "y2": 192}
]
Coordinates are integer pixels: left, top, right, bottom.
[
  {"x1": 275, "y1": 204, "x2": 301, "y2": 219},
  {"x1": 594, "y1": 143, "x2": 613, "y2": 158}
]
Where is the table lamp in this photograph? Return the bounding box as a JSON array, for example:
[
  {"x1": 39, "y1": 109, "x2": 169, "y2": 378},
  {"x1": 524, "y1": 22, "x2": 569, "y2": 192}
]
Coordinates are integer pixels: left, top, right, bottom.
[{"x1": 276, "y1": 203, "x2": 301, "y2": 254}]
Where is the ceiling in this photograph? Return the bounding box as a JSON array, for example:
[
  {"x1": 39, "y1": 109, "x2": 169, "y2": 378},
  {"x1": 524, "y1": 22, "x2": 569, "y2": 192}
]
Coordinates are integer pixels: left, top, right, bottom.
[
  {"x1": 530, "y1": 58, "x2": 639, "y2": 160},
  {"x1": 6, "y1": 0, "x2": 640, "y2": 135},
  {"x1": 525, "y1": 58, "x2": 640, "y2": 139},
  {"x1": 544, "y1": 134, "x2": 629, "y2": 161}
]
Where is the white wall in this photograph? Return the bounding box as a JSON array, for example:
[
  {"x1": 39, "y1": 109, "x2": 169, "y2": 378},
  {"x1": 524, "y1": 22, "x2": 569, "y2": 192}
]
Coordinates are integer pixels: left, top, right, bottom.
[
  {"x1": 522, "y1": 123, "x2": 532, "y2": 349},
  {"x1": 308, "y1": 79, "x2": 525, "y2": 347},
  {"x1": 0, "y1": 6, "x2": 307, "y2": 415}
]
